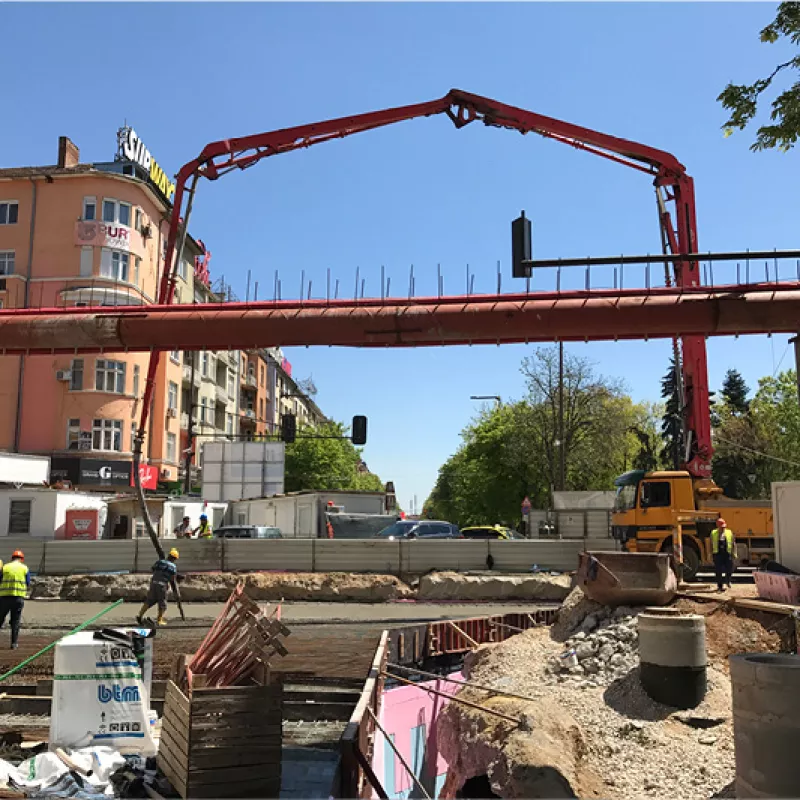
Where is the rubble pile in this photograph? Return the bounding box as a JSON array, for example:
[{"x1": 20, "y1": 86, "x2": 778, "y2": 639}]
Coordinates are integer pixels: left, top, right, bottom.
[{"x1": 547, "y1": 605, "x2": 639, "y2": 686}]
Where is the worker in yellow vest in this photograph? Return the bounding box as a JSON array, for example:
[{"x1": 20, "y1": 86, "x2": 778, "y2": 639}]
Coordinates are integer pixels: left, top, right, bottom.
[
  {"x1": 193, "y1": 514, "x2": 213, "y2": 539},
  {"x1": 711, "y1": 518, "x2": 735, "y2": 593},
  {"x1": 0, "y1": 550, "x2": 29, "y2": 649}
]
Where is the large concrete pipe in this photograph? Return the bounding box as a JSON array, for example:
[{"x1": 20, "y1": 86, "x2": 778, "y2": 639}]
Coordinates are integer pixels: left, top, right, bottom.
[
  {"x1": 638, "y1": 613, "x2": 706, "y2": 709},
  {"x1": 730, "y1": 653, "x2": 800, "y2": 798}
]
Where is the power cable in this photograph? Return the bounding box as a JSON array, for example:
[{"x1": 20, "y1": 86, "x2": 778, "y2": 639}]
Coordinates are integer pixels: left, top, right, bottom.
[{"x1": 713, "y1": 433, "x2": 800, "y2": 468}]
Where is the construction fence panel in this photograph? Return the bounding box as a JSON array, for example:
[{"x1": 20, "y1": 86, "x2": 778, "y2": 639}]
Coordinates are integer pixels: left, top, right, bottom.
[
  {"x1": 153, "y1": 539, "x2": 222, "y2": 573},
  {"x1": 488, "y1": 539, "x2": 615, "y2": 573},
  {"x1": 3, "y1": 539, "x2": 46, "y2": 573},
  {"x1": 43, "y1": 541, "x2": 137, "y2": 574},
  {"x1": 586, "y1": 511, "x2": 612, "y2": 539},
  {"x1": 224, "y1": 539, "x2": 314, "y2": 572},
  {"x1": 402, "y1": 540, "x2": 490, "y2": 574},
  {"x1": 313, "y1": 539, "x2": 401, "y2": 574}
]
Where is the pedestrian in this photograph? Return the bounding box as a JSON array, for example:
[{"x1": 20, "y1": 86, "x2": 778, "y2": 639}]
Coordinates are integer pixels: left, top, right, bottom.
[
  {"x1": 193, "y1": 514, "x2": 213, "y2": 539},
  {"x1": 136, "y1": 548, "x2": 179, "y2": 626},
  {"x1": 711, "y1": 517, "x2": 735, "y2": 592},
  {"x1": 0, "y1": 550, "x2": 29, "y2": 650},
  {"x1": 173, "y1": 516, "x2": 192, "y2": 539}
]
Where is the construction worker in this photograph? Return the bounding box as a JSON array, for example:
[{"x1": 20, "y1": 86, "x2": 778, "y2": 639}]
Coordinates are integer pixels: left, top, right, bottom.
[
  {"x1": 137, "y1": 548, "x2": 179, "y2": 626},
  {"x1": 193, "y1": 514, "x2": 213, "y2": 539},
  {"x1": 711, "y1": 518, "x2": 735, "y2": 592},
  {"x1": 0, "y1": 551, "x2": 29, "y2": 649},
  {"x1": 173, "y1": 516, "x2": 192, "y2": 539}
]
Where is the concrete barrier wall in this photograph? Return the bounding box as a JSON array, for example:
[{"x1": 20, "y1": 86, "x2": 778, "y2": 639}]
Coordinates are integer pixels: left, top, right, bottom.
[{"x1": 25, "y1": 537, "x2": 617, "y2": 575}]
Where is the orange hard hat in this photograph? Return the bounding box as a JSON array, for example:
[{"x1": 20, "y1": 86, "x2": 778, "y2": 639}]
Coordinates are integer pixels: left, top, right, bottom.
[
  {"x1": 717, "y1": 518, "x2": 726, "y2": 527},
  {"x1": 12, "y1": 550, "x2": 24, "y2": 560}
]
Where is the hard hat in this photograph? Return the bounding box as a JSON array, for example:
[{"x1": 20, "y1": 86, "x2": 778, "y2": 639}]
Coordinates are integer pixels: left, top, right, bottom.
[
  {"x1": 11, "y1": 550, "x2": 24, "y2": 560},
  {"x1": 200, "y1": 514, "x2": 208, "y2": 521},
  {"x1": 717, "y1": 518, "x2": 726, "y2": 527},
  {"x1": 169, "y1": 548, "x2": 180, "y2": 559}
]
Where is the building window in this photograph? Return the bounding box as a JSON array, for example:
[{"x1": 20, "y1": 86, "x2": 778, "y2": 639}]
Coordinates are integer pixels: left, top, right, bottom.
[
  {"x1": 133, "y1": 256, "x2": 140, "y2": 286},
  {"x1": 66, "y1": 418, "x2": 81, "y2": 450},
  {"x1": 170, "y1": 351, "x2": 180, "y2": 364},
  {"x1": 133, "y1": 364, "x2": 140, "y2": 398},
  {"x1": 80, "y1": 247, "x2": 93, "y2": 277},
  {"x1": 166, "y1": 432, "x2": 177, "y2": 463},
  {"x1": 226, "y1": 413, "x2": 233, "y2": 435},
  {"x1": 227, "y1": 369, "x2": 235, "y2": 398},
  {"x1": 102, "y1": 199, "x2": 131, "y2": 226},
  {"x1": 131, "y1": 422, "x2": 136, "y2": 450},
  {"x1": 0, "y1": 251, "x2": 15, "y2": 275},
  {"x1": 260, "y1": 365, "x2": 265, "y2": 387},
  {"x1": 92, "y1": 418, "x2": 122, "y2": 451},
  {"x1": 168, "y1": 381, "x2": 178, "y2": 410},
  {"x1": 200, "y1": 397, "x2": 209, "y2": 425},
  {"x1": 95, "y1": 359, "x2": 126, "y2": 394},
  {"x1": 0, "y1": 202, "x2": 18, "y2": 226},
  {"x1": 178, "y1": 259, "x2": 188, "y2": 281},
  {"x1": 134, "y1": 208, "x2": 142, "y2": 231},
  {"x1": 70, "y1": 358, "x2": 84, "y2": 391},
  {"x1": 83, "y1": 197, "x2": 96, "y2": 221},
  {"x1": 100, "y1": 249, "x2": 129, "y2": 282},
  {"x1": 8, "y1": 500, "x2": 31, "y2": 535}
]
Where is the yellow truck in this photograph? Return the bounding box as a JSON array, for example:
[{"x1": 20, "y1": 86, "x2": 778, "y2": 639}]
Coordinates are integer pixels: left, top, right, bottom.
[{"x1": 611, "y1": 469, "x2": 774, "y2": 580}]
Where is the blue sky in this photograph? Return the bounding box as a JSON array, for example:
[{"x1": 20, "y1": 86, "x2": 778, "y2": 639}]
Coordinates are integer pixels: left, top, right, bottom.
[{"x1": 2, "y1": 3, "x2": 798, "y2": 512}]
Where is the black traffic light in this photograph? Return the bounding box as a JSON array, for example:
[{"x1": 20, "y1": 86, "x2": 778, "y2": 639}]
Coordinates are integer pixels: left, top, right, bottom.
[
  {"x1": 512, "y1": 210, "x2": 532, "y2": 278},
  {"x1": 280, "y1": 414, "x2": 297, "y2": 444},
  {"x1": 351, "y1": 415, "x2": 368, "y2": 446}
]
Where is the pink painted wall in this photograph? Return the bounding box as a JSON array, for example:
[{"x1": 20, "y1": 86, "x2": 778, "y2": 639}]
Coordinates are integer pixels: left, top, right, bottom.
[{"x1": 373, "y1": 673, "x2": 462, "y2": 799}]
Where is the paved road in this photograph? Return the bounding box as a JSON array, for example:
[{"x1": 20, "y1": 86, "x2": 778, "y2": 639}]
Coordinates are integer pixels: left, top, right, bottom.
[{"x1": 20, "y1": 599, "x2": 556, "y2": 629}]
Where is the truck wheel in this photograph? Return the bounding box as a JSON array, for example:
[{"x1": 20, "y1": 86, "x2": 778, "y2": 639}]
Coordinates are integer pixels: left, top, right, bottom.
[{"x1": 663, "y1": 543, "x2": 700, "y2": 582}]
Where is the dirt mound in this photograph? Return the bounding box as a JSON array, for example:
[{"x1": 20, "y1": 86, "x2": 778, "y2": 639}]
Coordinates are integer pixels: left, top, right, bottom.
[
  {"x1": 550, "y1": 587, "x2": 604, "y2": 642},
  {"x1": 418, "y1": 572, "x2": 572, "y2": 602}
]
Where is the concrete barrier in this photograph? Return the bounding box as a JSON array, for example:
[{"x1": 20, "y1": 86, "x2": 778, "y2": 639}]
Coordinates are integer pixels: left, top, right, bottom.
[
  {"x1": 314, "y1": 540, "x2": 401, "y2": 574},
  {"x1": 43, "y1": 541, "x2": 137, "y2": 574}
]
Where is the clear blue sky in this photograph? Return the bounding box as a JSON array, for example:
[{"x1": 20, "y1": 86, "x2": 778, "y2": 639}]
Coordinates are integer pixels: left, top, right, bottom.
[{"x1": 2, "y1": 3, "x2": 798, "y2": 512}]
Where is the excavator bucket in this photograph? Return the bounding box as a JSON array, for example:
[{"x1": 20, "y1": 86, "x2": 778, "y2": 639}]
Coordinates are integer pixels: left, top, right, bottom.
[{"x1": 576, "y1": 551, "x2": 678, "y2": 607}]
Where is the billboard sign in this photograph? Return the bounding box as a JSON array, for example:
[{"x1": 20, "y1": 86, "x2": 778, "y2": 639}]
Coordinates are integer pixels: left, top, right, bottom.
[{"x1": 201, "y1": 441, "x2": 285, "y2": 502}]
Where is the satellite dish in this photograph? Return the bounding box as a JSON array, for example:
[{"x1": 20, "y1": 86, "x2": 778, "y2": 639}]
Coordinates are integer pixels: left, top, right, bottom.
[{"x1": 13, "y1": 482, "x2": 23, "y2": 490}]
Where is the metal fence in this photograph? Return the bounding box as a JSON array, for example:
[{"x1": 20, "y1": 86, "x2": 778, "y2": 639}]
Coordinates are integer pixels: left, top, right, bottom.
[{"x1": 0, "y1": 536, "x2": 615, "y2": 576}]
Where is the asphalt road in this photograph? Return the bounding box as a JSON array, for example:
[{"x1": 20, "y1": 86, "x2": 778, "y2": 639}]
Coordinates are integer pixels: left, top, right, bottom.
[{"x1": 18, "y1": 599, "x2": 555, "y2": 630}]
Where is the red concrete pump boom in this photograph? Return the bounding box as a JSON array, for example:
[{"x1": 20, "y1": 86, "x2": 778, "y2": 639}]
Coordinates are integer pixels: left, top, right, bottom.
[{"x1": 138, "y1": 89, "x2": 711, "y2": 492}]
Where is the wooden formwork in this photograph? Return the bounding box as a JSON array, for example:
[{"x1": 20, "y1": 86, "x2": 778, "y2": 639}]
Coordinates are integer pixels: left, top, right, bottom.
[{"x1": 158, "y1": 680, "x2": 283, "y2": 799}]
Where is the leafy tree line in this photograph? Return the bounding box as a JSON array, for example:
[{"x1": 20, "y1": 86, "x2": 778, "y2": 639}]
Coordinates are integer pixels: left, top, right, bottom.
[
  {"x1": 424, "y1": 347, "x2": 665, "y2": 526},
  {"x1": 284, "y1": 420, "x2": 385, "y2": 493}
]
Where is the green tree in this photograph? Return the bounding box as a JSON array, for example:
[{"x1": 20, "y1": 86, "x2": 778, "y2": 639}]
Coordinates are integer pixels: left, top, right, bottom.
[
  {"x1": 721, "y1": 369, "x2": 751, "y2": 416},
  {"x1": 718, "y1": 3, "x2": 800, "y2": 151},
  {"x1": 630, "y1": 402, "x2": 665, "y2": 472},
  {"x1": 284, "y1": 421, "x2": 384, "y2": 492},
  {"x1": 660, "y1": 356, "x2": 684, "y2": 469}
]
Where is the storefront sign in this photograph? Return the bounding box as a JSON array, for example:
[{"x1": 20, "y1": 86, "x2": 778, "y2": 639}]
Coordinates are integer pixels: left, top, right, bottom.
[
  {"x1": 52, "y1": 457, "x2": 158, "y2": 489},
  {"x1": 132, "y1": 463, "x2": 159, "y2": 491},
  {"x1": 64, "y1": 508, "x2": 100, "y2": 540},
  {"x1": 117, "y1": 126, "x2": 176, "y2": 203},
  {"x1": 74, "y1": 221, "x2": 131, "y2": 251}
]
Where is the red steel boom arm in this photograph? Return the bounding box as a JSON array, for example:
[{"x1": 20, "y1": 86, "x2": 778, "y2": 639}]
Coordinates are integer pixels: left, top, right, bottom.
[{"x1": 143, "y1": 89, "x2": 711, "y2": 476}]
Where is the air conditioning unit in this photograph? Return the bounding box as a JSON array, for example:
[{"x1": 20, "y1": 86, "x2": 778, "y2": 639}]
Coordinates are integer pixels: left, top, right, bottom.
[
  {"x1": 55, "y1": 369, "x2": 72, "y2": 382},
  {"x1": 166, "y1": 407, "x2": 177, "y2": 418}
]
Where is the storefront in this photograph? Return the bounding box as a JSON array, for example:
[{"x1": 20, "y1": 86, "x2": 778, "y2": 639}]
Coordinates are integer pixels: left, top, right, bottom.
[{"x1": 50, "y1": 457, "x2": 158, "y2": 491}]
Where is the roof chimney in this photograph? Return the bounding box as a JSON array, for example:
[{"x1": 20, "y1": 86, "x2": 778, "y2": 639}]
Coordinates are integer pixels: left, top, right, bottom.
[{"x1": 57, "y1": 136, "x2": 80, "y2": 169}]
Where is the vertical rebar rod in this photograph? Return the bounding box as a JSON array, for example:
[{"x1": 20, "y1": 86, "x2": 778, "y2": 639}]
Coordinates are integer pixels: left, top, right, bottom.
[
  {"x1": 246, "y1": 270, "x2": 251, "y2": 303},
  {"x1": 438, "y1": 264, "x2": 442, "y2": 298},
  {"x1": 334, "y1": 279, "x2": 339, "y2": 300},
  {"x1": 381, "y1": 265, "x2": 385, "y2": 302},
  {"x1": 300, "y1": 270, "x2": 305, "y2": 302},
  {"x1": 496, "y1": 260, "x2": 501, "y2": 295},
  {"x1": 254, "y1": 282, "x2": 258, "y2": 302},
  {"x1": 354, "y1": 266, "x2": 360, "y2": 301}
]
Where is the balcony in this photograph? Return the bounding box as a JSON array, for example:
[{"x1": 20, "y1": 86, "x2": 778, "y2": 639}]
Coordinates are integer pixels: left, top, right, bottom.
[
  {"x1": 244, "y1": 374, "x2": 257, "y2": 389},
  {"x1": 240, "y1": 408, "x2": 256, "y2": 426},
  {"x1": 182, "y1": 365, "x2": 200, "y2": 387},
  {"x1": 215, "y1": 384, "x2": 228, "y2": 404}
]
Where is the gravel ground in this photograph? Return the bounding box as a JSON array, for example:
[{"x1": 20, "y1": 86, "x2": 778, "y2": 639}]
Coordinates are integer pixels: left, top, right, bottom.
[{"x1": 463, "y1": 623, "x2": 736, "y2": 800}]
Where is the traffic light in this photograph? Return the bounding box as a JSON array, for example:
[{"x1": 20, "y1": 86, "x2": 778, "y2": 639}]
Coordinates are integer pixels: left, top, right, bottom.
[
  {"x1": 512, "y1": 210, "x2": 532, "y2": 278},
  {"x1": 280, "y1": 414, "x2": 296, "y2": 444},
  {"x1": 351, "y1": 415, "x2": 368, "y2": 446}
]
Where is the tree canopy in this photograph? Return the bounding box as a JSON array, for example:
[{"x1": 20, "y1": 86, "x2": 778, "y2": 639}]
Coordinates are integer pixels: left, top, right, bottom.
[
  {"x1": 718, "y1": 3, "x2": 800, "y2": 151},
  {"x1": 284, "y1": 420, "x2": 385, "y2": 493}
]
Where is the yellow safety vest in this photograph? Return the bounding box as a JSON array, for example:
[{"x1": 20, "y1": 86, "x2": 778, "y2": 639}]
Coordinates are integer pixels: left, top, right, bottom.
[
  {"x1": 198, "y1": 523, "x2": 213, "y2": 539},
  {"x1": 0, "y1": 561, "x2": 28, "y2": 598},
  {"x1": 711, "y1": 528, "x2": 734, "y2": 555}
]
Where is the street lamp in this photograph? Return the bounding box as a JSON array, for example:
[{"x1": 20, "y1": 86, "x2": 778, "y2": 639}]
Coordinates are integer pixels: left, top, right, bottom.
[{"x1": 470, "y1": 395, "x2": 501, "y2": 404}]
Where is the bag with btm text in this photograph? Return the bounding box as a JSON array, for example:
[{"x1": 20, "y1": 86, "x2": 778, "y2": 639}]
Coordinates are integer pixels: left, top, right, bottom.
[{"x1": 49, "y1": 631, "x2": 156, "y2": 757}]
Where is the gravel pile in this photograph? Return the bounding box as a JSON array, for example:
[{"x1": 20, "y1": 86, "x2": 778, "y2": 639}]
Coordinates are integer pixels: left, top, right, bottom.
[{"x1": 547, "y1": 604, "x2": 639, "y2": 686}]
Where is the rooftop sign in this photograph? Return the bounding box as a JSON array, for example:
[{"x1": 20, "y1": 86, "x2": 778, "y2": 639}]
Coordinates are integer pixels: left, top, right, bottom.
[{"x1": 117, "y1": 126, "x2": 176, "y2": 204}]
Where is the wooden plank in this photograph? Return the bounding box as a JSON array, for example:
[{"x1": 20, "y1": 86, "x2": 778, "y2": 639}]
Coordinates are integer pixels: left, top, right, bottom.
[
  {"x1": 158, "y1": 736, "x2": 188, "y2": 775},
  {"x1": 188, "y1": 745, "x2": 283, "y2": 772},
  {"x1": 190, "y1": 695, "x2": 282, "y2": 715},
  {"x1": 163, "y1": 697, "x2": 190, "y2": 730},
  {"x1": 188, "y1": 761, "x2": 281, "y2": 786},
  {"x1": 165, "y1": 681, "x2": 190, "y2": 716},
  {"x1": 160, "y1": 716, "x2": 190, "y2": 758},
  {"x1": 192, "y1": 684, "x2": 280, "y2": 699},
  {"x1": 342, "y1": 631, "x2": 389, "y2": 744},
  {"x1": 157, "y1": 748, "x2": 188, "y2": 799},
  {"x1": 191, "y1": 710, "x2": 281, "y2": 731},
  {"x1": 732, "y1": 597, "x2": 800, "y2": 616},
  {"x1": 190, "y1": 727, "x2": 281, "y2": 746},
  {"x1": 188, "y1": 777, "x2": 281, "y2": 799}
]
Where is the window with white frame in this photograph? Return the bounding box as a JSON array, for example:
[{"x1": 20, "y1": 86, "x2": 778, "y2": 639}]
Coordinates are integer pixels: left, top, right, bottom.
[
  {"x1": 226, "y1": 413, "x2": 233, "y2": 435},
  {"x1": 133, "y1": 256, "x2": 140, "y2": 286},
  {"x1": 134, "y1": 208, "x2": 142, "y2": 231},
  {"x1": 170, "y1": 351, "x2": 181, "y2": 364},
  {"x1": 168, "y1": 381, "x2": 178, "y2": 410},
  {"x1": 66, "y1": 418, "x2": 81, "y2": 450},
  {"x1": 95, "y1": 359, "x2": 126, "y2": 393},
  {"x1": 166, "y1": 432, "x2": 177, "y2": 463},
  {"x1": 178, "y1": 259, "x2": 188, "y2": 281},
  {"x1": 100, "y1": 249, "x2": 129, "y2": 282},
  {"x1": 70, "y1": 358, "x2": 84, "y2": 391},
  {"x1": 0, "y1": 251, "x2": 15, "y2": 275},
  {"x1": 102, "y1": 199, "x2": 131, "y2": 226},
  {"x1": 227, "y1": 369, "x2": 235, "y2": 398},
  {"x1": 83, "y1": 197, "x2": 96, "y2": 221},
  {"x1": 133, "y1": 364, "x2": 140, "y2": 398},
  {"x1": 92, "y1": 418, "x2": 122, "y2": 451},
  {"x1": 0, "y1": 202, "x2": 18, "y2": 226},
  {"x1": 200, "y1": 397, "x2": 209, "y2": 424},
  {"x1": 201, "y1": 352, "x2": 210, "y2": 377}
]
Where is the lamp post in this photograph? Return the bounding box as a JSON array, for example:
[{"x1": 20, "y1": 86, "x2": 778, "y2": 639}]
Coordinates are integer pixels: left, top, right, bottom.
[{"x1": 470, "y1": 395, "x2": 501, "y2": 404}]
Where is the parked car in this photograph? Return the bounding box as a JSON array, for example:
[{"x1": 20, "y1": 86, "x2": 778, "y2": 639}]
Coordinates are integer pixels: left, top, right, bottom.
[
  {"x1": 215, "y1": 525, "x2": 283, "y2": 539},
  {"x1": 374, "y1": 520, "x2": 462, "y2": 540},
  {"x1": 460, "y1": 525, "x2": 520, "y2": 540}
]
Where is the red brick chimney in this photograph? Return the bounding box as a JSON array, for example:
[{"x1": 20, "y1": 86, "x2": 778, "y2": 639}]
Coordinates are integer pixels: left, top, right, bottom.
[{"x1": 57, "y1": 136, "x2": 80, "y2": 169}]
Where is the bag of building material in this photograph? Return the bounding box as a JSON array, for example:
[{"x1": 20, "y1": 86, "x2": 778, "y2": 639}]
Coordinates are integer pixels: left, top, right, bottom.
[{"x1": 49, "y1": 630, "x2": 156, "y2": 757}]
